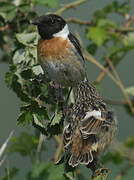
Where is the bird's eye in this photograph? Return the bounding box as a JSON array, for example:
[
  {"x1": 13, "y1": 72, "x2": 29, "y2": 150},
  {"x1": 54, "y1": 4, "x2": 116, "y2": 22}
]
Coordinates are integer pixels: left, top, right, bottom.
[{"x1": 56, "y1": 18, "x2": 61, "y2": 22}]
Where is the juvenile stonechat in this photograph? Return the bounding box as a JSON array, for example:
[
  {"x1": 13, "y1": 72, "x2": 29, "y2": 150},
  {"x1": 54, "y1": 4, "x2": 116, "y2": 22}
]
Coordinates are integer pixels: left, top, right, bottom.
[{"x1": 63, "y1": 80, "x2": 117, "y2": 169}]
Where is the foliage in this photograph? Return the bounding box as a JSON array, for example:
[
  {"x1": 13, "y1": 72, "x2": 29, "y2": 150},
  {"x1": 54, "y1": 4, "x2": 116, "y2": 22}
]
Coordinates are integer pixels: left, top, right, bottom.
[
  {"x1": 0, "y1": 168, "x2": 19, "y2": 180},
  {"x1": 0, "y1": 0, "x2": 134, "y2": 179}
]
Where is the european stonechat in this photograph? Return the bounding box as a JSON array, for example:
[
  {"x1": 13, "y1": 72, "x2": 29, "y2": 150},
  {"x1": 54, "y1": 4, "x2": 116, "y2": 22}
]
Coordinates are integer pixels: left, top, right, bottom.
[
  {"x1": 63, "y1": 80, "x2": 117, "y2": 169},
  {"x1": 32, "y1": 14, "x2": 86, "y2": 87}
]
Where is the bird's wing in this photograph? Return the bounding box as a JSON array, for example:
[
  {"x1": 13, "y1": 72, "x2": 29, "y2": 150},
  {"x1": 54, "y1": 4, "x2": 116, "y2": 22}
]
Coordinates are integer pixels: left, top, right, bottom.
[
  {"x1": 63, "y1": 123, "x2": 72, "y2": 151},
  {"x1": 80, "y1": 110, "x2": 114, "y2": 139},
  {"x1": 68, "y1": 32, "x2": 84, "y2": 61}
]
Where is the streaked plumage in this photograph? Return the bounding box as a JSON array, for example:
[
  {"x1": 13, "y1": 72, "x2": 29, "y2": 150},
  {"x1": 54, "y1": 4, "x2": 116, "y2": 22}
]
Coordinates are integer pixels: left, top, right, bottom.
[{"x1": 63, "y1": 81, "x2": 117, "y2": 167}]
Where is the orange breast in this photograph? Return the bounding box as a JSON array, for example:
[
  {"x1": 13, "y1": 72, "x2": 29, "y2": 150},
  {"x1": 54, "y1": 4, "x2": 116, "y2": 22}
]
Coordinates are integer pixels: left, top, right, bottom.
[{"x1": 37, "y1": 37, "x2": 73, "y2": 62}]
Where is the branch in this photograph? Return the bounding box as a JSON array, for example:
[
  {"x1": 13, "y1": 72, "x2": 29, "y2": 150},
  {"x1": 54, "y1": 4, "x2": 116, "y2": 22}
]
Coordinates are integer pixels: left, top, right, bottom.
[
  {"x1": 55, "y1": 0, "x2": 88, "y2": 15},
  {"x1": 0, "y1": 130, "x2": 14, "y2": 158},
  {"x1": 54, "y1": 135, "x2": 63, "y2": 162},
  {"x1": 84, "y1": 51, "x2": 134, "y2": 114},
  {"x1": 104, "y1": 98, "x2": 129, "y2": 106},
  {"x1": 66, "y1": 18, "x2": 93, "y2": 25},
  {"x1": 95, "y1": 69, "x2": 108, "y2": 84},
  {"x1": 37, "y1": 133, "x2": 45, "y2": 153},
  {"x1": 84, "y1": 51, "x2": 118, "y2": 85},
  {"x1": 116, "y1": 27, "x2": 134, "y2": 32},
  {"x1": 106, "y1": 58, "x2": 134, "y2": 114}
]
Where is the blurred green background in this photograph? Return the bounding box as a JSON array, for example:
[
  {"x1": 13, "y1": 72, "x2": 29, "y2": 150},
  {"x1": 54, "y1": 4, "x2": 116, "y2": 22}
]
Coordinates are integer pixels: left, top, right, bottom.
[{"x1": 1, "y1": 0, "x2": 134, "y2": 179}]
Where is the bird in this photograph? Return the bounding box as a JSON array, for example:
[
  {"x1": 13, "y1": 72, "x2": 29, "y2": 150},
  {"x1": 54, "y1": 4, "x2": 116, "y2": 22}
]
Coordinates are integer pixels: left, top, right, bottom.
[
  {"x1": 63, "y1": 80, "x2": 117, "y2": 173},
  {"x1": 32, "y1": 14, "x2": 86, "y2": 87}
]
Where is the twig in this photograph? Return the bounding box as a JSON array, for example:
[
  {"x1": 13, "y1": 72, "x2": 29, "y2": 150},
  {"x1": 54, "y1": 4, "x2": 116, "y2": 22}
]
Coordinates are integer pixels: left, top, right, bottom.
[
  {"x1": 0, "y1": 130, "x2": 14, "y2": 158},
  {"x1": 6, "y1": 160, "x2": 10, "y2": 180},
  {"x1": 104, "y1": 98, "x2": 128, "y2": 106},
  {"x1": 84, "y1": 51, "x2": 134, "y2": 114},
  {"x1": 65, "y1": 173, "x2": 75, "y2": 180},
  {"x1": 95, "y1": 70, "x2": 107, "y2": 84},
  {"x1": 54, "y1": 135, "x2": 63, "y2": 162},
  {"x1": 55, "y1": 0, "x2": 88, "y2": 15},
  {"x1": 37, "y1": 133, "x2": 45, "y2": 153},
  {"x1": 0, "y1": 155, "x2": 7, "y2": 167},
  {"x1": 116, "y1": 27, "x2": 134, "y2": 32},
  {"x1": 84, "y1": 51, "x2": 118, "y2": 84},
  {"x1": 106, "y1": 58, "x2": 134, "y2": 114},
  {"x1": 66, "y1": 18, "x2": 93, "y2": 25}
]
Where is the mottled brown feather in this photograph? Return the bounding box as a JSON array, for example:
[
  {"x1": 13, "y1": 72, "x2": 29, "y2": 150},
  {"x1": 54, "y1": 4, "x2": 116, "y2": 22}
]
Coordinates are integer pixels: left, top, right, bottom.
[
  {"x1": 63, "y1": 81, "x2": 117, "y2": 167},
  {"x1": 71, "y1": 129, "x2": 83, "y2": 157}
]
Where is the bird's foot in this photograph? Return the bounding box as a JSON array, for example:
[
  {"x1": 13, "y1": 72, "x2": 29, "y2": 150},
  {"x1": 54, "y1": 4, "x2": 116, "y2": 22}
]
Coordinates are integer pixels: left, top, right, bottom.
[{"x1": 91, "y1": 167, "x2": 110, "y2": 179}]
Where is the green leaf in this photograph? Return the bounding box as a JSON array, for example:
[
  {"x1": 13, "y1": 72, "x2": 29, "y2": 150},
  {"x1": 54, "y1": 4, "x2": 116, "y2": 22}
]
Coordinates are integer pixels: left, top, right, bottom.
[
  {"x1": 86, "y1": 43, "x2": 98, "y2": 55},
  {"x1": 97, "y1": 19, "x2": 117, "y2": 28},
  {"x1": 32, "y1": 65, "x2": 44, "y2": 76},
  {"x1": 0, "y1": 168, "x2": 19, "y2": 180},
  {"x1": 16, "y1": 32, "x2": 38, "y2": 46},
  {"x1": 18, "y1": 4, "x2": 30, "y2": 13},
  {"x1": 6, "y1": 9, "x2": 16, "y2": 22},
  {"x1": 8, "y1": 132, "x2": 43, "y2": 156},
  {"x1": 33, "y1": 114, "x2": 45, "y2": 129},
  {"x1": 87, "y1": 27, "x2": 109, "y2": 46},
  {"x1": 12, "y1": 49, "x2": 25, "y2": 64},
  {"x1": 17, "y1": 111, "x2": 33, "y2": 126},
  {"x1": 117, "y1": 2, "x2": 130, "y2": 15},
  {"x1": 33, "y1": 0, "x2": 58, "y2": 9},
  {"x1": 125, "y1": 86, "x2": 134, "y2": 96},
  {"x1": 30, "y1": 162, "x2": 66, "y2": 180},
  {"x1": 11, "y1": 74, "x2": 30, "y2": 102},
  {"x1": 124, "y1": 33, "x2": 134, "y2": 46},
  {"x1": 0, "y1": 2, "x2": 16, "y2": 22},
  {"x1": 108, "y1": 45, "x2": 134, "y2": 58},
  {"x1": 102, "y1": 151, "x2": 123, "y2": 165},
  {"x1": 0, "y1": 2, "x2": 15, "y2": 12},
  {"x1": 5, "y1": 70, "x2": 14, "y2": 88},
  {"x1": 93, "y1": 1, "x2": 130, "y2": 22},
  {"x1": 50, "y1": 111, "x2": 62, "y2": 126},
  {"x1": 92, "y1": 175, "x2": 106, "y2": 180},
  {"x1": 21, "y1": 69, "x2": 33, "y2": 80},
  {"x1": 29, "y1": 47, "x2": 37, "y2": 60},
  {"x1": 124, "y1": 136, "x2": 134, "y2": 148}
]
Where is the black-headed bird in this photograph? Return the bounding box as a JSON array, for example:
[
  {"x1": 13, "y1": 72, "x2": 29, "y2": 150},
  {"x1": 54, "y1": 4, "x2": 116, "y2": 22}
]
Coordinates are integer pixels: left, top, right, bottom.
[{"x1": 32, "y1": 14, "x2": 86, "y2": 87}]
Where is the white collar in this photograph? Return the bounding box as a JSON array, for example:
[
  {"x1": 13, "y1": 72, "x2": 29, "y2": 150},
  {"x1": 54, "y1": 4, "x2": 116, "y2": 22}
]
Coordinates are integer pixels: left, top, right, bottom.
[{"x1": 53, "y1": 24, "x2": 69, "y2": 39}]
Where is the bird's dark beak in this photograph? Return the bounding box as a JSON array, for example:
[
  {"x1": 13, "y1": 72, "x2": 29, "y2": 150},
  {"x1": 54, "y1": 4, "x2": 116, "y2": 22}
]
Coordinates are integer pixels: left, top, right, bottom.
[{"x1": 32, "y1": 19, "x2": 40, "y2": 25}]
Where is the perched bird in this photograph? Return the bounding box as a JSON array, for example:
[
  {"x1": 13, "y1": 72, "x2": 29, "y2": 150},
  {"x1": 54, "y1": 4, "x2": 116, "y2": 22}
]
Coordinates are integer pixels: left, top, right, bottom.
[
  {"x1": 63, "y1": 80, "x2": 117, "y2": 170},
  {"x1": 32, "y1": 14, "x2": 86, "y2": 87}
]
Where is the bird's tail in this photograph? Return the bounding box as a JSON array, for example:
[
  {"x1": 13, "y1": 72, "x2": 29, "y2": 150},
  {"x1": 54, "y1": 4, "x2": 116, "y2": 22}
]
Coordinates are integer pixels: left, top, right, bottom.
[{"x1": 69, "y1": 150, "x2": 93, "y2": 167}]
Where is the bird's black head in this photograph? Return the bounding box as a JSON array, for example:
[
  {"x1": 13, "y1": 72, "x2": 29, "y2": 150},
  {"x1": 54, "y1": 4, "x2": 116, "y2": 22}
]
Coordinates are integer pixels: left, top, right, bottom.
[{"x1": 32, "y1": 14, "x2": 66, "y2": 40}]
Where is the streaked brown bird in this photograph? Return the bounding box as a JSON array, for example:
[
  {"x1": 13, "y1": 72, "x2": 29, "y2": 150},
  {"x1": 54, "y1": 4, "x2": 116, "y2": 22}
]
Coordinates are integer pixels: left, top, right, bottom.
[
  {"x1": 63, "y1": 80, "x2": 117, "y2": 172},
  {"x1": 32, "y1": 14, "x2": 86, "y2": 87}
]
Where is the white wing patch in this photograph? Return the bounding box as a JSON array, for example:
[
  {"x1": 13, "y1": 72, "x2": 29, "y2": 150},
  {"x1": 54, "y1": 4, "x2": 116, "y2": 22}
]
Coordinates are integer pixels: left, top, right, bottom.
[{"x1": 84, "y1": 110, "x2": 101, "y2": 119}]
